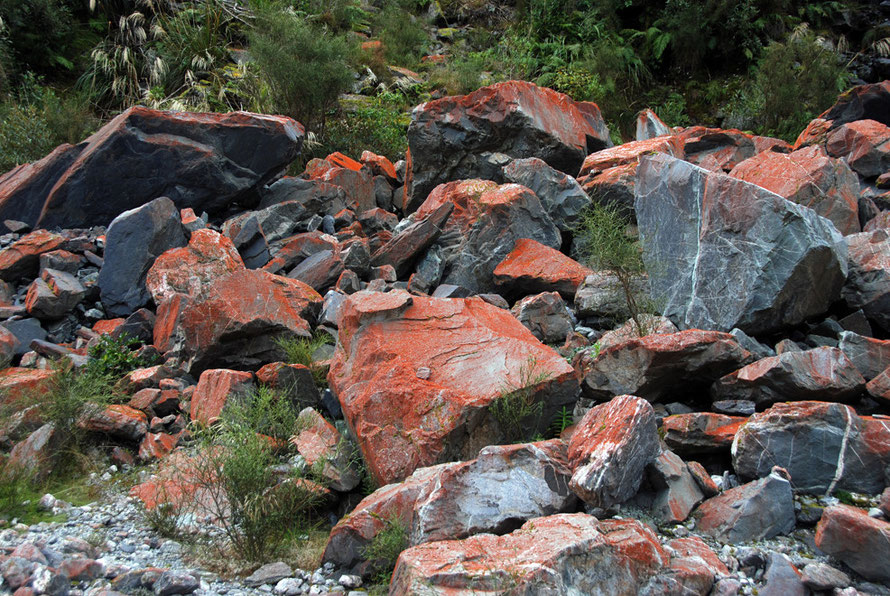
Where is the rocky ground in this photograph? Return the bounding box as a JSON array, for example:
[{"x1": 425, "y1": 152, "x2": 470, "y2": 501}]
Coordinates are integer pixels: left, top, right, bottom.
[{"x1": 1, "y1": 79, "x2": 890, "y2": 594}]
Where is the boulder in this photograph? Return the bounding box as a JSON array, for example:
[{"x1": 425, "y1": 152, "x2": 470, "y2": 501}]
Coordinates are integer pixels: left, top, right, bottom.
[
  {"x1": 510, "y1": 291, "x2": 573, "y2": 344},
  {"x1": 190, "y1": 369, "x2": 254, "y2": 425},
  {"x1": 25, "y1": 268, "x2": 86, "y2": 319},
  {"x1": 262, "y1": 231, "x2": 338, "y2": 276},
  {"x1": 305, "y1": 157, "x2": 376, "y2": 213},
  {"x1": 291, "y1": 407, "x2": 360, "y2": 492},
  {"x1": 567, "y1": 394, "x2": 659, "y2": 508},
  {"x1": 329, "y1": 290, "x2": 578, "y2": 485},
  {"x1": 7, "y1": 424, "x2": 61, "y2": 482},
  {"x1": 0, "y1": 230, "x2": 67, "y2": 282},
  {"x1": 819, "y1": 80, "x2": 890, "y2": 129},
  {"x1": 662, "y1": 413, "x2": 747, "y2": 456},
  {"x1": 390, "y1": 514, "x2": 667, "y2": 594},
  {"x1": 729, "y1": 146, "x2": 860, "y2": 235},
  {"x1": 731, "y1": 401, "x2": 888, "y2": 494},
  {"x1": 146, "y1": 228, "x2": 245, "y2": 304},
  {"x1": 694, "y1": 467, "x2": 796, "y2": 544},
  {"x1": 651, "y1": 536, "x2": 729, "y2": 596},
  {"x1": 154, "y1": 269, "x2": 322, "y2": 373},
  {"x1": 573, "y1": 271, "x2": 651, "y2": 321},
  {"x1": 406, "y1": 81, "x2": 611, "y2": 212},
  {"x1": 630, "y1": 449, "x2": 705, "y2": 523},
  {"x1": 322, "y1": 440, "x2": 577, "y2": 576},
  {"x1": 370, "y1": 201, "x2": 453, "y2": 278},
  {"x1": 636, "y1": 153, "x2": 847, "y2": 335},
  {"x1": 413, "y1": 180, "x2": 561, "y2": 293},
  {"x1": 501, "y1": 157, "x2": 591, "y2": 230},
  {"x1": 800, "y1": 562, "x2": 851, "y2": 592},
  {"x1": 255, "y1": 362, "x2": 321, "y2": 410},
  {"x1": 760, "y1": 553, "x2": 808, "y2": 596},
  {"x1": 838, "y1": 330, "x2": 890, "y2": 380},
  {"x1": 577, "y1": 330, "x2": 752, "y2": 402},
  {"x1": 635, "y1": 109, "x2": 671, "y2": 141},
  {"x1": 842, "y1": 229, "x2": 890, "y2": 332},
  {"x1": 711, "y1": 347, "x2": 866, "y2": 408},
  {"x1": 678, "y1": 126, "x2": 756, "y2": 171},
  {"x1": 815, "y1": 504, "x2": 890, "y2": 582},
  {"x1": 78, "y1": 404, "x2": 148, "y2": 442},
  {"x1": 0, "y1": 325, "x2": 16, "y2": 366},
  {"x1": 259, "y1": 176, "x2": 348, "y2": 216},
  {"x1": 98, "y1": 197, "x2": 187, "y2": 317},
  {"x1": 287, "y1": 249, "x2": 344, "y2": 293},
  {"x1": 493, "y1": 238, "x2": 592, "y2": 298},
  {"x1": 826, "y1": 119, "x2": 890, "y2": 177},
  {"x1": 38, "y1": 249, "x2": 81, "y2": 275},
  {"x1": 0, "y1": 367, "x2": 54, "y2": 405},
  {"x1": 0, "y1": 107, "x2": 304, "y2": 229},
  {"x1": 866, "y1": 367, "x2": 890, "y2": 406}
]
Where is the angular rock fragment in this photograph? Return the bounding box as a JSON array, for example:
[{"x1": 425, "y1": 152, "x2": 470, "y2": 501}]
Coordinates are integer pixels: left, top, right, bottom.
[
  {"x1": 662, "y1": 413, "x2": 746, "y2": 456},
  {"x1": 25, "y1": 268, "x2": 87, "y2": 320},
  {"x1": 190, "y1": 369, "x2": 254, "y2": 425},
  {"x1": 0, "y1": 230, "x2": 67, "y2": 282},
  {"x1": 502, "y1": 157, "x2": 591, "y2": 230},
  {"x1": 838, "y1": 330, "x2": 890, "y2": 380},
  {"x1": 78, "y1": 404, "x2": 148, "y2": 442},
  {"x1": 291, "y1": 407, "x2": 360, "y2": 492},
  {"x1": 493, "y1": 238, "x2": 592, "y2": 298},
  {"x1": 815, "y1": 504, "x2": 890, "y2": 582},
  {"x1": 510, "y1": 291, "x2": 573, "y2": 344},
  {"x1": 370, "y1": 201, "x2": 452, "y2": 277},
  {"x1": 842, "y1": 229, "x2": 890, "y2": 333},
  {"x1": 631, "y1": 449, "x2": 705, "y2": 523},
  {"x1": 826, "y1": 119, "x2": 890, "y2": 177}
]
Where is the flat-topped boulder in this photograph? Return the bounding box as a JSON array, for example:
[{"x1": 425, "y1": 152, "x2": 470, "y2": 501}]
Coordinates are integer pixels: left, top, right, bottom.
[
  {"x1": 329, "y1": 290, "x2": 578, "y2": 485},
  {"x1": 493, "y1": 238, "x2": 591, "y2": 298}
]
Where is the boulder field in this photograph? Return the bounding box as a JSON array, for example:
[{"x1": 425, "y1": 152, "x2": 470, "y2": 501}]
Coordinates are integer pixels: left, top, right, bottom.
[{"x1": 1, "y1": 80, "x2": 890, "y2": 595}]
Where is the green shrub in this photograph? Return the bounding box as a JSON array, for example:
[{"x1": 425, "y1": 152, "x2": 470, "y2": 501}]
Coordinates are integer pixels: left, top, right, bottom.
[
  {"x1": 376, "y1": 3, "x2": 428, "y2": 67},
  {"x1": 0, "y1": 0, "x2": 80, "y2": 76},
  {"x1": 275, "y1": 332, "x2": 334, "y2": 388},
  {"x1": 362, "y1": 513, "x2": 408, "y2": 583},
  {"x1": 249, "y1": 8, "x2": 355, "y2": 130},
  {"x1": 319, "y1": 93, "x2": 410, "y2": 161},
  {"x1": 489, "y1": 358, "x2": 551, "y2": 444},
  {"x1": 85, "y1": 333, "x2": 147, "y2": 380}
]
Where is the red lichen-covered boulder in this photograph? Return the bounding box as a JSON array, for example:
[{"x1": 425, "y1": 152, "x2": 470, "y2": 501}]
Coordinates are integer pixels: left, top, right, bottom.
[
  {"x1": 360, "y1": 150, "x2": 398, "y2": 181},
  {"x1": 0, "y1": 368, "x2": 54, "y2": 406},
  {"x1": 262, "y1": 231, "x2": 338, "y2": 276},
  {"x1": 729, "y1": 146, "x2": 860, "y2": 235},
  {"x1": 815, "y1": 504, "x2": 890, "y2": 582},
  {"x1": 305, "y1": 157, "x2": 376, "y2": 213},
  {"x1": 0, "y1": 325, "x2": 17, "y2": 365},
  {"x1": 146, "y1": 228, "x2": 245, "y2": 304},
  {"x1": 370, "y1": 201, "x2": 452, "y2": 278},
  {"x1": 678, "y1": 126, "x2": 756, "y2": 171},
  {"x1": 412, "y1": 179, "x2": 561, "y2": 293},
  {"x1": 390, "y1": 514, "x2": 667, "y2": 594},
  {"x1": 406, "y1": 80, "x2": 611, "y2": 212},
  {"x1": 567, "y1": 395, "x2": 659, "y2": 508},
  {"x1": 630, "y1": 450, "x2": 707, "y2": 524},
  {"x1": 577, "y1": 330, "x2": 752, "y2": 402},
  {"x1": 0, "y1": 107, "x2": 305, "y2": 230},
  {"x1": 842, "y1": 229, "x2": 890, "y2": 333},
  {"x1": 657, "y1": 536, "x2": 729, "y2": 595},
  {"x1": 732, "y1": 401, "x2": 888, "y2": 494},
  {"x1": 694, "y1": 467, "x2": 795, "y2": 544},
  {"x1": 711, "y1": 347, "x2": 866, "y2": 408},
  {"x1": 866, "y1": 366, "x2": 890, "y2": 406},
  {"x1": 78, "y1": 404, "x2": 148, "y2": 442},
  {"x1": 138, "y1": 431, "x2": 181, "y2": 461},
  {"x1": 7, "y1": 424, "x2": 62, "y2": 481},
  {"x1": 0, "y1": 230, "x2": 67, "y2": 282},
  {"x1": 329, "y1": 290, "x2": 578, "y2": 485},
  {"x1": 291, "y1": 407, "x2": 360, "y2": 491},
  {"x1": 635, "y1": 108, "x2": 671, "y2": 140},
  {"x1": 579, "y1": 135, "x2": 684, "y2": 179},
  {"x1": 493, "y1": 238, "x2": 592, "y2": 298},
  {"x1": 25, "y1": 267, "x2": 87, "y2": 320},
  {"x1": 826, "y1": 119, "x2": 890, "y2": 177},
  {"x1": 154, "y1": 268, "x2": 322, "y2": 373},
  {"x1": 190, "y1": 369, "x2": 254, "y2": 426},
  {"x1": 662, "y1": 413, "x2": 746, "y2": 456},
  {"x1": 819, "y1": 80, "x2": 890, "y2": 129}
]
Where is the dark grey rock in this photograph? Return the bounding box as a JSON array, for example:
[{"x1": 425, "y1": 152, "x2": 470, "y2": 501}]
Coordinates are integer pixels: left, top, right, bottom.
[
  {"x1": 729, "y1": 328, "x2": 775, "y2": 360},
  {"x1": 260, "y1": 177, "x2": 348, "y2": 216},
  {"x1": 511, "y1": 291, "x2": 573, "y2": 343},
  {"x1": 154, "y1": 570, "x2": 200, "y2": 595},
  {"x1": 759, "y1": 553, "x2": 807, "y2": 596},
  {"x1": 245, "y1": 561, "x2": 293, "y2": 587},
  {"x1": 502, "y1": 157, "x2": 591, "y2": 231},
  {"x1": 1, "y1": 318, "x2": 47, "y2": 355},
  {"x1": 842, "y1": 229, "x2": 890, "y2": 332},
  {"x1": 635, "y1": 153, "x2": 847, "y2": 335},
  {"x1": 98, "y1": 196, "x2": 187, "y2": 316},
  {"x1": 838, "y1": 330, "x2": 890, "y2": 380},
  {"x1": 801, "y1": 562, "x2": 851, "y2": 592}
]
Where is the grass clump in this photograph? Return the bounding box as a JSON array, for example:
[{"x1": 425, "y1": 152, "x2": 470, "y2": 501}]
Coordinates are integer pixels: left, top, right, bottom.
[
  {"x1": 489, "y1": 357, "x2": 551, "y2": 444},
  {"x1": 275, "y1": 332, "x2": 333, "y2": 389},
  {"x1": 362, "y1": 513, "x2": 408, "y2": 584}
]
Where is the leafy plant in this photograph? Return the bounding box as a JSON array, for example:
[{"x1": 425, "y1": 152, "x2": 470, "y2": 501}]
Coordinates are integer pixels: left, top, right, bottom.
[
  {"x1": 489, "y1": 357, "x2": 552, "y2": 444},
  {"x1": 85, "y1": 333, "x2": 146, "y2": 380},
  {"x1": 362, "y1": 513, "x2": 408, "y2": 583},
  {"x1": 316, "y1": 92, "x2": 410, "y2": 161},
  {"x1": 275, "y1": 332, "x2": 333, "y2": 388},
  {"x1": 376, "y1": 3, "x2": 428, "y2": 67},
  {"x1": 547, "y1": 405, "x2": 573, "y2": 438}
]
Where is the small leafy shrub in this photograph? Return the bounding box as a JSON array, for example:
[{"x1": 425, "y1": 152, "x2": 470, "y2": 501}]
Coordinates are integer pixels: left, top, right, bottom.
[
  {"x1": 376, "y1": 3, "x2": 428, "y2": 67},
  {"x1": 0, "y1": 0, "x2": 81, "y2": 76},
  {"x1": 248, "y1": 8, "x2": 354, "y2": 130},
  {"x1": 489, "y1": 358, "x2": 552, "y2": 443},
  {"x1": 85, "y1": 333, "x2": 146, "y2": 380},
  {"x1": 319, "y1": 92, "x2": 410, "y2": 161},
  {"x1": 362, "y1": 513, "x2": 408, "y2": 583},
  {"x1": 547, "y1": 405, "x2": 573, "y2": 438},
  {"x1": 41, "y1": 364, "x2": 118, "y2": 455}
]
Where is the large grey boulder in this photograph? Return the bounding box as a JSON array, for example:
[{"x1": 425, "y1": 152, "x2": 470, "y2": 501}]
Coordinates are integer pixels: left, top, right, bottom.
[
  {"x1": 502, "y1": 157, "x2": 591, "y2": 231},
  {"x1": 98, "y1": 197, "x2": 187, "y2": 317},
  {"x1": 842, "y1": 229, "x2": 890, "y2": 333},
  {"x1": 838, "y1": 330, "x2": 890, "y2": 380},
  {"x1": 635, "y1": 153, "x2": 847, "y2": 335},
  {"x1": 406, "y1": 80, "x2": 611, "y2": 212}
]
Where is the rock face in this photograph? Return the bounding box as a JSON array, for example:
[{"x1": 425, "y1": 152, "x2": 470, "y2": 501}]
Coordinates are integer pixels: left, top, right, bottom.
[
  {"x1": 0, "y1": 107, "x2": 304, "y2": 229},
  {"x1": 493, "y1": 238, "x2": 592, "y2": 298},
  {"x1": 413, "y1": 180, "x2": 561, "y2": 293},
  {"x1": 98, "y1": 196, "x2": 187, "y2": 316},
  {"x1": 729, "y1": 146, "x2": 860, "y2": 235},
  {"x1": 731, "y1": 401, "x2": 888, "y2": 494},
  {"x1": 635, "y1": 153, "x2": 847, "y2": 335},
  {"x1": 838, "y1": 330, "x2": 890, "y2": 380},
  {"x1": 501, "y1": 157, "x2": 591, "y2": 230},
  {"x1": 390, "y1": 514, "x2": 667, "y2": 595},
  {"x1": 190, "y1": 369, "x2": 254, "y2": 425},
  {"x1": 578, "y1": 330, "x2": 752, "y2": 402},
  {"x1": 826, "y1": 119, "x2": 890, "y2": 177},
  {"x1": 694, "y1": 468, "x2": 796, "y2": 544},
  {"x1": 406, "y1": 81, "x2": 611, "y2": 211},
  {"x1": 0, "y1": 230, "x2": 68, "y2": 281},
  {"x1": 631, "y1": 449, "x2": 705, "y2": 523},
  {"x1": 662, "y1": 413, "x2": 747, "y2": 456},
  {"x1": 567, "y1": 395, "x2": 659, "y2": 508},
  {"x1": 291, "y1": 407, "x2": 360, "y2": 492},
  {"x1": 711, "y1": 347, "x2": 866, "y2": 408},
  {"x1": 510, "y1": 291, "x2": 573, "y2": 343},
  {"x1": 842, "y1": 229, "x2": 890, "y2": 332},
  {"x1": 328, "y1": 290, "x2": 578, "y2": 485},
  {"x1": 815, "y1": 504, "x2": 890, "y2": 582},
  {"x1": 25, "y1": 267, "x2": 86, "y2": 319}
]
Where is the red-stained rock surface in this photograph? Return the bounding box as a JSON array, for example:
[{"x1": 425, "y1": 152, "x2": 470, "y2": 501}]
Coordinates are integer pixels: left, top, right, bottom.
[
  {"x1": 842, "y1": 230, "x2": 890, "y2": 333},
  {"x1": 578, "y1": 330, "x2": 752, "y2": 402},
  {"x1": 155, "y1": 268, "x2": 322, "y2": 373},
  {"x1": 407, "y1": 80, "x2": 611, "y2": 211},
  {"x1": 360, "y1": 150, "x2": 398, "y2": 181},
  {"x1": 662, "y1": 412, "x2": 746, "y2": 455},
  {"x1": 325, "y1": 152, "x2": 363, "y2": 172},
  {"x1": 291, "y1": 407, "x2": 359, "y2": 491},
  {"x1": 815, "y1": 504, "x2": 890, "y2": 582},
  {"x1": 578, "y1": 135, "x2": 684, "y2": 179},
  {"x1": 493, "y1": 238, "x2": 592, "y2": 298},
  {"x1": 329, "y1": 290, "x2": 578, "y2": 485},
  {"x1": 0, "y1": 368, "x2": 54, "y2": 406},
  {"x1": 146, "y1": 229, "x2": 244, "y2": 304},
  {"x1": 92, "y1": 318, "x2": 126, "y2": 336},
  {"x1": 138, "y1": 431, "x2": 181, "y2": 461},
  {"x1": 794, "y1": 118, "x2": 833, "y2": 149},
  {"x1": 655, "y1": 536, "x2": 729, "y2": 595},
  {"x1": 390, "y1": 514, "x2": 667, "y2": 594},
  {"x1": 729, "y1": 146, "x2": 860, "y2": 235},
  {"x1": 261, "y1": 231, "x2": 338, "y2": 276},
  {"x1": 7, "y1": 424, "x2": 62, "y2": 481},
  {"x1": 678, "y1": 126, "x2": 756, "y2": 171},
  {"x1": 0, "y1": 230, "x2": 67, "y2": 281},
  {"x1": 305, "y1": 157, "x2": 376, "y2": 213},
  {"x1": 826, "y1": 119, "x2": 890, "y2": 177},
  {"x1": 567, "y1": 395, "x2": 659, "y2": 508},
  {"x1": 866, "y1": 367, "x2": 890, "y2": 406},
  {"x1": 190, "y1": 369, "x2": 254, "y2": 425},
  {"x1": 631, "y1": 449, "x2": 705, "y2": 524},
  {"x1": 78, "y1": 404, "x2": 148, "y2": 442}
]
